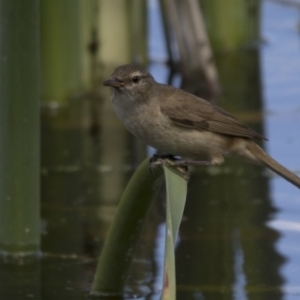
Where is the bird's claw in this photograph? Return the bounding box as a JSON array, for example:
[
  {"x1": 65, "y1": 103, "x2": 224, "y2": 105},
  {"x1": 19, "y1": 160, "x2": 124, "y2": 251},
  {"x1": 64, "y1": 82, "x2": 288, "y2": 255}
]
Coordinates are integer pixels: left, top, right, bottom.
[
  {"x1": 149, "y1": 155, "x2": 190, "y2": 180},
  {"x1": 150, "y1": 155, "x2": 214, "y2": 180}
]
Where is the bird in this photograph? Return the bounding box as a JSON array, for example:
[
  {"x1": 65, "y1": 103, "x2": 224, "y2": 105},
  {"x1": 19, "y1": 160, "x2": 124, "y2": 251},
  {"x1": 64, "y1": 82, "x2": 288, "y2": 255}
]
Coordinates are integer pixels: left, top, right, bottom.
[{"x1": 103, "y1": 64, "x2": 300, "y2": 189}]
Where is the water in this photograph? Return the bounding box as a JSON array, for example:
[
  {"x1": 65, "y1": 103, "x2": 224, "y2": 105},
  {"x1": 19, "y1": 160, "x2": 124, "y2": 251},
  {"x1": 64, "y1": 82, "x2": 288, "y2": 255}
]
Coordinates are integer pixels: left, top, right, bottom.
[
  {"x1": 262, "y1": 2, "x2": 300, "y2": 299},
  {"x1": 1, "y1": 1, "x2": 300, "y2": 299}
]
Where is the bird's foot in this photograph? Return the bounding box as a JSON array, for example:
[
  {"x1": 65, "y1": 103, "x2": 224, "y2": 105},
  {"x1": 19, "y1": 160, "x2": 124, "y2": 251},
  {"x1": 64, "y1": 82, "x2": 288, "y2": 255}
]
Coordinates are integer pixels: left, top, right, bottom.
[
  {"x1": 149, "y1": 155, "x2": 189, "y2": 179},
  {"x1": 150, "y1": 155, "x2": 213, "y2": 181},
  {"x1": 172, "y1": 159, "x2": 213, "y2": 167}
]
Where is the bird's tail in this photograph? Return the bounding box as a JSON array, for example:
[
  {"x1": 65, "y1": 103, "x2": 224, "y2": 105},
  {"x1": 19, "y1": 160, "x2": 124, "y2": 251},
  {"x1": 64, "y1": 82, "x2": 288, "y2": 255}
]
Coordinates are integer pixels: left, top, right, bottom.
[{"x1": 246, "y1": 141, "x2": 300, "y2": 189}]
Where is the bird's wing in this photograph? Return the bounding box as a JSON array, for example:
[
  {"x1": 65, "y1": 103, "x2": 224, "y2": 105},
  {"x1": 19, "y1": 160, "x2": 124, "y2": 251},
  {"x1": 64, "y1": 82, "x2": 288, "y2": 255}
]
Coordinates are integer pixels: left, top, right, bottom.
[{"x1": 160, "y1": 88, "x2": 266, "y2": 140}]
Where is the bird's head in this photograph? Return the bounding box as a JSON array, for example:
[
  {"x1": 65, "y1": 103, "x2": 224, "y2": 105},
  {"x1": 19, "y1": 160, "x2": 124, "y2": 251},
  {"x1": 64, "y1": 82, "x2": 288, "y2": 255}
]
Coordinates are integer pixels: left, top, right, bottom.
[{"x1": 103, "y1": 64, "x2": 156, "y2": 99}]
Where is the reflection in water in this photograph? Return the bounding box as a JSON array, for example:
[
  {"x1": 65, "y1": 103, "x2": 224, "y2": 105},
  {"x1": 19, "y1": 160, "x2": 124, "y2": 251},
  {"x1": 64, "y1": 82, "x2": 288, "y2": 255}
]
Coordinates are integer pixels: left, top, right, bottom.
[
  {"x1": 0, "y1": 257, "x2": 41, "y2": 299},
  {"x1": 176, "y1": 160, "x2": 285, "y2": 300},
  {"x1": 232, "y1": 229, "x2": 247, "y2": 300}
]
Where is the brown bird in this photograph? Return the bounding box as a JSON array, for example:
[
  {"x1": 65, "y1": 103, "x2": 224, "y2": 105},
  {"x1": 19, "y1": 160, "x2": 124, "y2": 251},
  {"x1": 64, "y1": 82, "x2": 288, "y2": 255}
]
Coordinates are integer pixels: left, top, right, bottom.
[{"x1": 103, "y1": 64, "x2": 300, "y2": 188}]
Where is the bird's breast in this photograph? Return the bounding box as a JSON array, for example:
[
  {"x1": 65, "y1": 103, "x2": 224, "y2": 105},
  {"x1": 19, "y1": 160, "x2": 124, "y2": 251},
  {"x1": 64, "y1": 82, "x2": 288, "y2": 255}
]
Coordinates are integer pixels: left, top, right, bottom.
[{"x1": 111, "y1": 95, "x2": 232, "y2": 160}]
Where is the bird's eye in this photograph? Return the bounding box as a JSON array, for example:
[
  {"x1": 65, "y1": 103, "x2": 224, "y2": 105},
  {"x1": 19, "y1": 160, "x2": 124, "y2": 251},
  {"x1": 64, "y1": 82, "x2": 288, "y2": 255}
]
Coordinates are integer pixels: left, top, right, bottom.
[{"x1": 132, "y1": 76, "x2": 141, "y2": 84}]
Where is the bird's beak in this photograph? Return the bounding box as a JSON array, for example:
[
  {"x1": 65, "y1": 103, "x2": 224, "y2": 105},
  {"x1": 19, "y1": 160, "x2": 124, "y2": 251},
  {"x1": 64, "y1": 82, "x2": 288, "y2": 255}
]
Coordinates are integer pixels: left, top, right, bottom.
[{"x1": 103, "y1": 77, "x2": 124, "y2": 88}]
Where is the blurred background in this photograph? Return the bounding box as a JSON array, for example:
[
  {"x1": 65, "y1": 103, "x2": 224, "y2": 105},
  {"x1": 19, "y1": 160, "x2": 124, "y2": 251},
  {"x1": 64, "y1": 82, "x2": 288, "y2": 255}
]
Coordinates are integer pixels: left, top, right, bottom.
[{"x1": 0, "y1": 0, "x2": 300, "y2": 299}]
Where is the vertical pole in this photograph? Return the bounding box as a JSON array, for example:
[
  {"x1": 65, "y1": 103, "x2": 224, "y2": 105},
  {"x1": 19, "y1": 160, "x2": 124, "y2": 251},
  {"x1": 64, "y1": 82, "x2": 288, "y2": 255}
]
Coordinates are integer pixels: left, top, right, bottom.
[
  {"x1": 97, "y1": 0, "x2": 132, "y2": 204},
  {"x1": 200, "y1": 0, "x2": 261, "y2": 52},
  {"x1": 128, "y1": 0, "x2": 148, "y2": 65},
  {"x1": 0, "y1": 0, "x2": 40, "y2": 255},
  {"x1": 40, "y1": 0, "x2": 83, "y2": 105}
]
